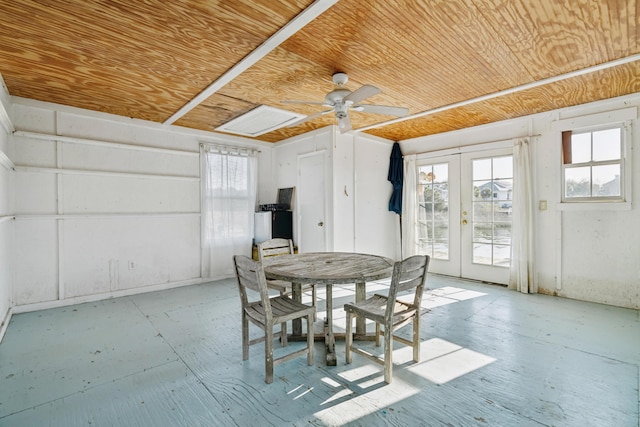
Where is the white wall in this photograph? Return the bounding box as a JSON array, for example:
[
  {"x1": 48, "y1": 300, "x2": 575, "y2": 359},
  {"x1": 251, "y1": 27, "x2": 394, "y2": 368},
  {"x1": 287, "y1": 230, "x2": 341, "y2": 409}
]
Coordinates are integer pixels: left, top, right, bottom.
[
  {"x1": 10, "y1": 97, "x2": 273, "y2": 310},
  {"x1": 0, "y1": 75, "x2": 13, "y2": 338},
  {"x1": 353, "y1": 134, "x2": 399, "y2": 260},
  {"x1": 401, "y1": 93, "x2": 640, "y2": 309},
  {"x1": 274, "y1": 126, "x2": 398, "y2": 258}
]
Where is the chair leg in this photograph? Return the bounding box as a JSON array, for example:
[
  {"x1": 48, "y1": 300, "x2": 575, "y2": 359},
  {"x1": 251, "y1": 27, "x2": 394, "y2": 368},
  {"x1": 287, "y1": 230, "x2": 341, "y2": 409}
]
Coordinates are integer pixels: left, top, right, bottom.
[
  {"x1": 306, "y1": 314, "x2": 314, "y2": 365},
  {"x1": 279, "y1": 290, "x2": 288, "y2": 346},
  {"x1": 242, "y1": 312, "x2": 249, "y2": 361},
  {"x1": 265, "y1": 327, "x2": 274, "y2": 384},
  {"x1": 383, "y1": 326, "x2": 393, "y2": 384},
  {"x1": 345, "y1": 311, "x2": 353, "y2": 364},
  {"x1": 375, "y1": 322, "x2": 382, "y2": 346},
  {"x1": 281, "y1": 320, "x2": 288, "y2": 347},
  {"x1": 312, "y1": 284, "x2": 317, "y2": 321},
  {"x1": 413, "y1": 315, "x2": 420, "y2": 362}
]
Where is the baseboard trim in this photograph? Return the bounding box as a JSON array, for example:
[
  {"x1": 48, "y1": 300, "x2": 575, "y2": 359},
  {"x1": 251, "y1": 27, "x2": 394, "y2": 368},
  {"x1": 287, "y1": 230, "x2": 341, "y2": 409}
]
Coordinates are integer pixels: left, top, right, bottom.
[
  {"x1": 0, "y1": 306, "x2": 13, "y2": 344},
  {"x1": 12, "y1": 277, "x2": 211, "y2": 314}
]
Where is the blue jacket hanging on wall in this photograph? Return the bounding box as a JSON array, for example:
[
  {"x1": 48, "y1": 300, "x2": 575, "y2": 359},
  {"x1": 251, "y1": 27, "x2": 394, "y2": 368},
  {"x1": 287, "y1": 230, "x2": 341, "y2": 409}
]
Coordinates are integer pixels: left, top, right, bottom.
[{"x1": 388, "y1": 142, "x2": 403, "y2": 215}]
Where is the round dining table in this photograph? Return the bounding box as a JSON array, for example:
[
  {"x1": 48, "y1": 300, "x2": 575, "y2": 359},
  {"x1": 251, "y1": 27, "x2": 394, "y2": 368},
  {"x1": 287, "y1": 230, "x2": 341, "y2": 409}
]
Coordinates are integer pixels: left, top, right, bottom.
[{"x1": 262, "y1": 252, "x2": 394, "y2": 365}]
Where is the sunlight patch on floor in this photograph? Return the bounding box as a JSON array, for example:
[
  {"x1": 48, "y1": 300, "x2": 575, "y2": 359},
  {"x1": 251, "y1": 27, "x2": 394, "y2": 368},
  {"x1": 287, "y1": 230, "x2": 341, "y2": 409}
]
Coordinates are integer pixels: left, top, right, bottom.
[
  {"x1": 407, "y1": 338, "x2": 496, "y2": 384},
  {"x1": 318, "y1": 377, "x2": 355, "y2": 405},
  {"x1": 314, "y1": 373, "x2": 420, "y2": 425},
  {"x1": 419, "y1": 286, "x2": 487, "y2": 309}
]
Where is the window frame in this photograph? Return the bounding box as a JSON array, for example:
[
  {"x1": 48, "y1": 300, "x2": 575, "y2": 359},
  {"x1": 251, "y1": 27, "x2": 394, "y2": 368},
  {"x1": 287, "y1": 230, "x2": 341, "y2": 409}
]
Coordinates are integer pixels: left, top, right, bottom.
[
  {"x1": 561, "y1": 124, "x2": 625, "y2": 203},
  {"x1": 553, "y1": 107, "x2": 635, "y2": 211}
]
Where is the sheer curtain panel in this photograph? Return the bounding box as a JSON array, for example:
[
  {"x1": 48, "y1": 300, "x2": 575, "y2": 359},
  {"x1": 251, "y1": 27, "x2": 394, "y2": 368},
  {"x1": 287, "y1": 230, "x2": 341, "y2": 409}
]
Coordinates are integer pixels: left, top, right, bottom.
[
  {"x1": 509, "y1": 137, "x2": 537, "y2": 293},
  {"x1": 201, "y1": 144, "x2": 258, "y2": 279},
  {"x1": 402, "y1": 154, "x2": 418, "y2": 258}
]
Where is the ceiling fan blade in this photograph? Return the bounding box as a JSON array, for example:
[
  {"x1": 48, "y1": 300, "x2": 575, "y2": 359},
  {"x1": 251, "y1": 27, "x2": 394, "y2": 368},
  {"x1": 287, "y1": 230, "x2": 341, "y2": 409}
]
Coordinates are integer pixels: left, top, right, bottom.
[
  {"x1": 286, "y1": 109, "x2": 333, "y2": 127},
  {"x1": 343, "y1": 84, "x2": 381, "y2": 104},
  {"x1": 353, "y1": 104, "x2": 409, "y2": 117},
  {"x1": 338, "y1": 114, "x2": 352, "y2": 133},
  {"x1": 281, "y1": 100, "x2": 326, "y2": 106}
]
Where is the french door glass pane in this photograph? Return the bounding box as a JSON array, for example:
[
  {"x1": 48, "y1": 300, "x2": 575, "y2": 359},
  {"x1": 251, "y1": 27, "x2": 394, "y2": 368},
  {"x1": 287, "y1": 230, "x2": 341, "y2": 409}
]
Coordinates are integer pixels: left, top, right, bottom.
[
  {"x1": 418, "y1": 163, "x2": 449, "y2": 260},
  {"x1": 471, "y1": 156, "x2": 513, "y2": 267}
]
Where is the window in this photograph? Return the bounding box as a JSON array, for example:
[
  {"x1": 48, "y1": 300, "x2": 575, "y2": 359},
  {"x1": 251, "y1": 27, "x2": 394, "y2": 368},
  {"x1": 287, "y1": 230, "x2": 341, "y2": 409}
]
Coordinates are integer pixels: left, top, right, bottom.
[
  {"x1": 417, "y1": 163, "x2": 450, "y2": 260},
  {"x1": 201, "y1": 145, "x2": 257, "y2": 278},
  {"x1": 471, "y1": 156, "x2": 513, "y2": 267},
  {"x1": 562, "y1": 125, "x2": 624, "y2": 202}
]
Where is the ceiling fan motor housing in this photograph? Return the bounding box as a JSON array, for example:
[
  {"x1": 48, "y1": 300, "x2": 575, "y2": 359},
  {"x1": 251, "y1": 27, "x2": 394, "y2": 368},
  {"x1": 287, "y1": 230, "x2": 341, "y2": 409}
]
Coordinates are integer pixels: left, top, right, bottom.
[{"x1": 325, "y1": 88, "x2": 351, "y2": 106}]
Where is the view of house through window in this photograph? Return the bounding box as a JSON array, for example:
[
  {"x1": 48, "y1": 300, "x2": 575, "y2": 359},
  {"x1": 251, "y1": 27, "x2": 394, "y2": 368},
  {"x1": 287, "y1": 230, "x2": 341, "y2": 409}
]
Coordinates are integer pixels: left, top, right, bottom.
[
  {"x1": 417, "y1": 163, "x2": 450, "y2": 260},
  {"x1": 471, "y1": 156, "x2": 512, "y2": 267},
  {"x1": 562, "y1": 126, "x2": 623, "y2": 201}
]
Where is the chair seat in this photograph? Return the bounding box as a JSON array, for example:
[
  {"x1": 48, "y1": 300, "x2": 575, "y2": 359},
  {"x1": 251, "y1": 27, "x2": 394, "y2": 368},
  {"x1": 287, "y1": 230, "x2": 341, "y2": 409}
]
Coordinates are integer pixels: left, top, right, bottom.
[
  {"x1": 246, "y1": 296, "x2": 316, "y2": 326},
  {"x1": 344, "y1": 294, "x2": 417, "y2": 325}
]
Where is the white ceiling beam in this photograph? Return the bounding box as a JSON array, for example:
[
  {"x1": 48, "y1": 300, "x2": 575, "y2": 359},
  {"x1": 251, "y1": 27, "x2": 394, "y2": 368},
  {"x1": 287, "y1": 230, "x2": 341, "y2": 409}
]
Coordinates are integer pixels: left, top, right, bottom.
[
  {"x1": 355, "y1": 53, "x2": 640, "y2": 134},
  {"x1": 163, "y1": 0, "x2": 338, "y2": 126}
]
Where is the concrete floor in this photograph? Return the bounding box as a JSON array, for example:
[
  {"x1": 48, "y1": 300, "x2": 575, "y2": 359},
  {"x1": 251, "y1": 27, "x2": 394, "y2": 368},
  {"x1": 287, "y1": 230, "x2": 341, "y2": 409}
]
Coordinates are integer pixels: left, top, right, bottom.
[{"x1": 0, "y1": 274, "x2": 638, "y2": 426}]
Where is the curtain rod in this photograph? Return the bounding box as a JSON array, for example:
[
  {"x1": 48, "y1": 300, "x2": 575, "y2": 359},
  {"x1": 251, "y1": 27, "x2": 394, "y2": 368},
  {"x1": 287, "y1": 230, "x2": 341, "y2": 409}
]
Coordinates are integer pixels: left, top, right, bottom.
[{"x1": 201, "y1": 142, "x2": 260, "y2": 156}]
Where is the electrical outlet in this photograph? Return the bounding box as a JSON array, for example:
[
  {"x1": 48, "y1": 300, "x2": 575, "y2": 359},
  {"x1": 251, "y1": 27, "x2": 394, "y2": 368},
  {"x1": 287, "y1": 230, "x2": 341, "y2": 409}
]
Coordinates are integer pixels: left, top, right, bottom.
[{"x1": 128, "y1": 261, "x2": 136, "y2": 270}]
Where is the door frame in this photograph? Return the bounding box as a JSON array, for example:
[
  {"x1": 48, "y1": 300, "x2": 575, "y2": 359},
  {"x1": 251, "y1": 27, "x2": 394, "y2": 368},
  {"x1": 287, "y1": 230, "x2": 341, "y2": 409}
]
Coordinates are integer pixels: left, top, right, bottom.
[{"x1": 416, "y1": 140, "x2": 514, "y2": 284}]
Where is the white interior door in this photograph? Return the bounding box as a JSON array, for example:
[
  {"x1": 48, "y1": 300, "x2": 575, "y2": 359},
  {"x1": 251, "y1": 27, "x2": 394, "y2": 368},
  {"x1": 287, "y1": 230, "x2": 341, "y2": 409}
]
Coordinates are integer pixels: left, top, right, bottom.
[
  {"x1": 297, "y1": 151, "x2": 327, "y2": 253},
  {"x1": 416, "y1": 148, "x2": 513, "y2": 284}
]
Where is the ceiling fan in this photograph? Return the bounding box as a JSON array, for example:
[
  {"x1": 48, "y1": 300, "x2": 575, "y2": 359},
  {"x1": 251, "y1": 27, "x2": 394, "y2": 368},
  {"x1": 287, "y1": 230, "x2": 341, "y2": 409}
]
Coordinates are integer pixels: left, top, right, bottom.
[{"x1": 281, "y1": 72, "x2": 409, "y2": 133}]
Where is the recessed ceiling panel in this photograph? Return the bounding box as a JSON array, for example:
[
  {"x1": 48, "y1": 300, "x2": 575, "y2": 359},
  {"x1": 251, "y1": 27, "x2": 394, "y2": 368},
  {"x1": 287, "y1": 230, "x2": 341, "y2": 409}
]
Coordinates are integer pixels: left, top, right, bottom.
[{"x1": 216, "y1": 105, "x2": 305, "y2": 137}]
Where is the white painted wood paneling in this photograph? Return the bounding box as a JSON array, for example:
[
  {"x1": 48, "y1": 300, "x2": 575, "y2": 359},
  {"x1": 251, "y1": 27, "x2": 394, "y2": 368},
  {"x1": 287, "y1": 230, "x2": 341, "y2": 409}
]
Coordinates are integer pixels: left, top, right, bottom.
[
  {"x1": 62, "y1": 216, "x2": 200, "y2": 297},
  {"x1": 13, "y1": 220, "x2": 59, "y2": 305},
  {"x1": 9, "y1": 134, "x2": 57, "y2": 167},
  {"x1": 332, "y1": 132, "x2": 354, "y2": 252},
  {"x1": 354, "y1": 136, "x2": 398, "y2": 260},
  {"x1": 61, "y1": 175, "x2": 199, "y2": 214},
  {"x1": 0, "y1": 78, "x2": 12, "y2": 341},
  {"x1": 9, "y1": 98, "x2": 268, "y2": 308},
  {"x1": 13, "y1": 172, "x2": 58, "y2": 214},
  {"x1": 60, "y1": 141, "x2": 199, "y2": 176}
]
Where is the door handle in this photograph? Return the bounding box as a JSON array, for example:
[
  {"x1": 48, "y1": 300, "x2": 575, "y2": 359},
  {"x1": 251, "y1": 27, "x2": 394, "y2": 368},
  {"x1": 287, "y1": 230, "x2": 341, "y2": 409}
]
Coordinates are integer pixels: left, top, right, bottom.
[
  {"x1": 462, "y1": 219, "x2": 468, "y2": 225},
  {"x1": 318, "y1": 221, "x2": 324, "y2": 227}
]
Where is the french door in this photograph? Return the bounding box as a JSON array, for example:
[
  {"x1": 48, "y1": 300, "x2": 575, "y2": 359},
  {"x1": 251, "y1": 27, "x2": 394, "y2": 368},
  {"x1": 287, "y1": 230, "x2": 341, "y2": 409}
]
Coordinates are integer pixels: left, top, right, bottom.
[{"x1": 416, "y1": 147, "x2": 513, "y2": 285}]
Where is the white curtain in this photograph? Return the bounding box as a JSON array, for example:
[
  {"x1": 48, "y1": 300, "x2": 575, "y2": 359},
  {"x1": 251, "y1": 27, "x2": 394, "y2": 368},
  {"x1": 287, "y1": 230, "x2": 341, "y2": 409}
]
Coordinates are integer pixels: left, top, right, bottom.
[
  {"x1": 401, "y1": 154, "x2": 418, "y2": 259},
  {"x1": 509, "y1": 137, "x2": 537, "y2": 293},
  {"x1": 201, "y1": 144, "x2": 258, "y2": 279}
]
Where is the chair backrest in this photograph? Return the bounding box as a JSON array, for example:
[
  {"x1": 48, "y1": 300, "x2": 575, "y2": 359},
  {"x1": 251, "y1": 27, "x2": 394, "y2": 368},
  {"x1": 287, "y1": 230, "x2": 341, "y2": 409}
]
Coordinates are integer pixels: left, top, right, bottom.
[
  {"x1": 233, "y1": 255, "x2": 272, "y2": 317},
  {"x1": 257, "y1": 238, "x2": 294, "y2": 261},
  {"x1": 386, "y1": 255, "x2": 430, "y2": 320}
]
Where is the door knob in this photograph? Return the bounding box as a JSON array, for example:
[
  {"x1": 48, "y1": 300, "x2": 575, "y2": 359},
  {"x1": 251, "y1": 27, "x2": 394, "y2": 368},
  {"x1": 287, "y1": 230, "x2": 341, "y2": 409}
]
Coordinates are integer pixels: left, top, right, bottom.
[
  {"x1": 318, "y1": 221, "x2": 324, "y2": 227},
  {"x1": 462, "y1": 219, "x2": 468, "y2": 225}
]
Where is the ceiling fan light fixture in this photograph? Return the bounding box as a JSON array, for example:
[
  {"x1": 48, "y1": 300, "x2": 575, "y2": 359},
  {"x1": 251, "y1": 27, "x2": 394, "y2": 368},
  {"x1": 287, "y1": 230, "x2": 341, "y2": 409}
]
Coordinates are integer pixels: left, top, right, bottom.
[{"x1": 281, "y1": 72, "x2": 407, "y2": 132}]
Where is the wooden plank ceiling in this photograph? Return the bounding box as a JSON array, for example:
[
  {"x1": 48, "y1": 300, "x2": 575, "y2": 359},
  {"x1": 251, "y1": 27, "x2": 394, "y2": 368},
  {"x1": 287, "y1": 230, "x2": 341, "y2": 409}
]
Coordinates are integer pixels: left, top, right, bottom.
[{"x1": 0, "y1": 0, "x2": 638, "y2": 143}]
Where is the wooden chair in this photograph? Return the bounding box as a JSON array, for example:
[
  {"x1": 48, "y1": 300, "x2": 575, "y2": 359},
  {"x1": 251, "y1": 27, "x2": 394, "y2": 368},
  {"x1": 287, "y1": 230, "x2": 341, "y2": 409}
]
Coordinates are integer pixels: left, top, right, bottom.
[
  {"x1": 233, "y1": 255, "x2": 315, "y2": 384},
  {"x1": 344, "y1": 255, "x2": 430, "y2": 384},
  {"x1": 258, "y1": 238, "x2": 317, "y2": 314}
]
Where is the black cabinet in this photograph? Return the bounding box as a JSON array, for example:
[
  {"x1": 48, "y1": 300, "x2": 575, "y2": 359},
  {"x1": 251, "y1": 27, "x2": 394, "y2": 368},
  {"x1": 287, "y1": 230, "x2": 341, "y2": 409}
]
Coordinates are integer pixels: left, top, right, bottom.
[{"x1": 272, "y1": 210, "x2": 293, "y2": 240}]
